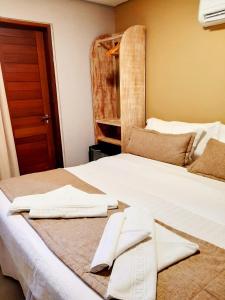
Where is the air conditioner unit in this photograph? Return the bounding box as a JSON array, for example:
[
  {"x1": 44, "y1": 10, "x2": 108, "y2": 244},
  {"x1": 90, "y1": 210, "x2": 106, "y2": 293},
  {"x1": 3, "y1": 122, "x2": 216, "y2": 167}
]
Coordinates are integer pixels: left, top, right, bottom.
[{"x1": 199, "y1": 0, "x2": 225, "y2": 27}]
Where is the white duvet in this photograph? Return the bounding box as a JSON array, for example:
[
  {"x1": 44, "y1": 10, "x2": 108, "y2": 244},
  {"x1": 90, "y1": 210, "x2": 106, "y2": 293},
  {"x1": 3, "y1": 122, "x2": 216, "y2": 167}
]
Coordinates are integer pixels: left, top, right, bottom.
[{"x1": 0, "y1": 154, "x2": 225, "y2": 300}]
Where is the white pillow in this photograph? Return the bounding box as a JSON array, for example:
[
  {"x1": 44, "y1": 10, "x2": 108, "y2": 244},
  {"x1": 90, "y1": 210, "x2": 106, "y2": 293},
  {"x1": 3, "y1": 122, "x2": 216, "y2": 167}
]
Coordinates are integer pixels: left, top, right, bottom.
[
  {"x1": 146, "y1": 118, "x2": 221, "y2": 158},
  {"x1": 170, "y1": 120, "x2": 221, "y2": 157},
  {"x1": 194, "y1": 122, "x2": 221, "y2": 157},
  {"x1": 171, "y1": 120, "x2": 220, "y2": 129},
  {"x1": 146, "y1": 117, "x2": 203, "y2": 149},
  {"x1": 218, "y1": 124, "x2": 225, "y2": 143},
  {"x1": 146, "y1": 118, "x2": 220, "y2": 131}
]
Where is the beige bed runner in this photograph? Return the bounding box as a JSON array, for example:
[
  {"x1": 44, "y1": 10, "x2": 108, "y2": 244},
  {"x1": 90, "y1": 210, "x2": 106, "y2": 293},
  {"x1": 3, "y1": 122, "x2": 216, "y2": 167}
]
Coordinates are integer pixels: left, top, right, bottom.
[{"x1": 0, "y1": 169, "x2": 225, "y2": 299}]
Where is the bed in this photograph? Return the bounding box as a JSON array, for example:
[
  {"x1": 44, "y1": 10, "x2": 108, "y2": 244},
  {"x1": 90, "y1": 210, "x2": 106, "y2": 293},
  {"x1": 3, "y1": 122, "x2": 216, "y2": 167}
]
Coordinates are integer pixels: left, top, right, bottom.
[{"x1": 0, "y1": 153, "x2": 225, "y2": 300}]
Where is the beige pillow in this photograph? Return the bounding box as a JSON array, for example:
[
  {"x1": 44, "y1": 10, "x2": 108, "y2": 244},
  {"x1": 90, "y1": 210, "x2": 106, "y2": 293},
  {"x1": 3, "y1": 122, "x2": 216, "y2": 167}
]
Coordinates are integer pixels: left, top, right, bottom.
[
  {"x1": 188, "y1": 138, "x2": 225, "y2": 182},
  {"x1": 126, "y1": 127, "x2": 196, "y2": 166}
]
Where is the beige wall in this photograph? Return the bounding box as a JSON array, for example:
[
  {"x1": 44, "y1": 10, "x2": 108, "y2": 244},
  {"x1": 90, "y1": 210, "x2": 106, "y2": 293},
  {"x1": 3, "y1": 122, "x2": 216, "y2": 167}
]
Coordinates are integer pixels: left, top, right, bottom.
[
  {"x1": 0, "y1": 0, "x2": 115, "y2": 166},
  {"x1": 115, "y1": 0, "x2": 225, "y2": 123}
]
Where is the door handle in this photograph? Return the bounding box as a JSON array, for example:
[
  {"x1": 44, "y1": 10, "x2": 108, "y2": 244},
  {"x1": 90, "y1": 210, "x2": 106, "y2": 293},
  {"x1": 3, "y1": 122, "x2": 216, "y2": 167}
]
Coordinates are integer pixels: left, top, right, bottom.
[{"x1": 41, "y1": 114, "x2": 50, "y2": 123}]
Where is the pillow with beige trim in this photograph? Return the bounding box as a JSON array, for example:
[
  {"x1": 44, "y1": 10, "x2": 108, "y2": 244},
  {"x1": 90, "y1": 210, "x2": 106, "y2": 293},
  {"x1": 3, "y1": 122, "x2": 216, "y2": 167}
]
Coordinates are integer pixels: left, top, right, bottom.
[
  {"x1": 188, "y1": 138, "x2": 225, "y2": 182},
  {"x1": 126, "y1": 127, "x2": 196, "y2": 166}
]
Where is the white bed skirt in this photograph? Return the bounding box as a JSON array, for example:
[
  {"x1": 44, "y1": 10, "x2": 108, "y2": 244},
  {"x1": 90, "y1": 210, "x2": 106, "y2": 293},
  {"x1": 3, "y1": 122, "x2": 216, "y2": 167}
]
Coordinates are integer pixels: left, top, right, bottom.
[{"x1": 0, "y1": 237, "x2": 33, "y2": 300}]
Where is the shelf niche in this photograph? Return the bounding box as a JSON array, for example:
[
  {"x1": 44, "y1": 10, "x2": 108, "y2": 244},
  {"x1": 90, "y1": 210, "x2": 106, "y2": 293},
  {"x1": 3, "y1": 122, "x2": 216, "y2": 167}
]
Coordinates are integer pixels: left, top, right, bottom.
[{"x1": 90, "y1": 25, "x2": 146, "y2": 151}]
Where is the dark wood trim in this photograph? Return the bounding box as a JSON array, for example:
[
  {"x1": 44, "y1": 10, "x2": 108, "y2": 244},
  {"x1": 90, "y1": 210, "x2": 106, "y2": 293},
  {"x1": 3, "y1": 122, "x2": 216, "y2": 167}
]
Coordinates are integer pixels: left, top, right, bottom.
[
  {"x1": 0, "y1": 17, "x2": 64, "y2": 167},
  {"x1": 44, "y1": 25, "x2": 63, "y2": 167},
  {"x1": 0, "y1": 17, "x2": 49, "y2": 29},
  {"x1": 44, "y1": 26, "x2": 64, "y2": 167}
]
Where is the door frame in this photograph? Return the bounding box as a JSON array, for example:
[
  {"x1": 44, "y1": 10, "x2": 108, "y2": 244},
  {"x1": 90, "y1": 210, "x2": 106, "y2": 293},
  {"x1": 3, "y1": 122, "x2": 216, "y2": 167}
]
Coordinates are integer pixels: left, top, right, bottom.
[{"x1": 0, "y1": 16, "x2": 64, "y2": 168}]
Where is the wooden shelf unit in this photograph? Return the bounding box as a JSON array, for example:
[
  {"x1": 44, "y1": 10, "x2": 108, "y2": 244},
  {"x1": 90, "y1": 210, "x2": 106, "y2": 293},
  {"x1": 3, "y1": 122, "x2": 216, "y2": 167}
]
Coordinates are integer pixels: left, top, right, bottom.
[
  {"x1": 96, "y1": 119, "x2": 121, "y2": 127},
  {"x1": 91, "y1": 25, "x2": 146, "y2": 151},
  {"x1": 97, "y1": 136, "x2": 121, "y2": 146}
]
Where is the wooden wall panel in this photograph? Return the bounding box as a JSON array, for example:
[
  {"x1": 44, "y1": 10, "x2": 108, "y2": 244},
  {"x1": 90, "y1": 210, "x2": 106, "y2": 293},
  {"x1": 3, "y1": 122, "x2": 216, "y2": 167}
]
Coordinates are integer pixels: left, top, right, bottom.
[
  {"x1": 120, "y1": 25, "x2": 146, "y2": 150},
  {"x1": 8, "y1": 100, "x2": 44, "y2": 118},
  {"x1": 0, "y1": 27, "x2": 35, "y2": 38},
  {"x1": 4, "y1": 72, "x2": 40, "y2": 82},
  {"x1": 0, "y1": 35, "x2": 36, "y2": 46},
  {"x1": 4, "y1": 63, "x2": 39, "y2": 73}
]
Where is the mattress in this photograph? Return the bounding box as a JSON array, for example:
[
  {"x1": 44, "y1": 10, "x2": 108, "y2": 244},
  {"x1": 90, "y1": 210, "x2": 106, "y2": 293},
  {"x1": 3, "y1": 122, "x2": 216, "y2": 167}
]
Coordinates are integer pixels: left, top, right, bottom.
[{"x1": 0, "y1": 153, "x2": 225, "y2": 300}]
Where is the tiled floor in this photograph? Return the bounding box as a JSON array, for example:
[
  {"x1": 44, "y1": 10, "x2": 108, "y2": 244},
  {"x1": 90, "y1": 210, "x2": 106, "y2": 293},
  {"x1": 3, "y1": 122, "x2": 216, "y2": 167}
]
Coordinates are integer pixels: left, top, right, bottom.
[{"x1": 0, "y1": 267, "x2": 24, "y2": 300}]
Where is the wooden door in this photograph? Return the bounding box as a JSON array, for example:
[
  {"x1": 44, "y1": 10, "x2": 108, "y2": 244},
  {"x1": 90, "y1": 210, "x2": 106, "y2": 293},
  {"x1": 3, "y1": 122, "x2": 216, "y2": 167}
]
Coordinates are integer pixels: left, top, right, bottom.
[{"x1": 0, "y1": 26, "x2": 59, "y2": 175}]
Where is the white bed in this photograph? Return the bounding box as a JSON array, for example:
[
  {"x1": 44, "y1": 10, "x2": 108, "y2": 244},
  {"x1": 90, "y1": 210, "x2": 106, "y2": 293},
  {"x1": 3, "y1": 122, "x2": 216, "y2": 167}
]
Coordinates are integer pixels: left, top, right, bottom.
[{"x1": 0, "y1": 153, "x2": 225, "y2": 300}]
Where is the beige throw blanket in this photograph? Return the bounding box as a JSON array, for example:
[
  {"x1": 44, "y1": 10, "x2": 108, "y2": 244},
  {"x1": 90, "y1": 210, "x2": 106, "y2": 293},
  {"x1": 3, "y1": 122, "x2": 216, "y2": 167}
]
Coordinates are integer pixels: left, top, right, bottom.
[{"x1": 1, "y1": 169, "x2": 225, "y2": 299}]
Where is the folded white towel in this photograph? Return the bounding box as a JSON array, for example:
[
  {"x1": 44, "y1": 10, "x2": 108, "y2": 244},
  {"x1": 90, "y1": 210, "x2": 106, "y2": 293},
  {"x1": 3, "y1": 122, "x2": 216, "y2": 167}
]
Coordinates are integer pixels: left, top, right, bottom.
[
  {"x1": 90, "y1": 207, "x2": 152, "y2": 273},
  {"x1": 85, "y1": 194, "x2": 118, "y2": 210},
  {"x1": 106, "y1": 221, "x2": 199, "y2": 300},
  {"x1": 9, "y1": 194, "x2": 44, "y2": 213},
  {"x1": 106, "y1": 221, "x2": 157, "y2": 300},
  {"x1": 115, "y1": 207, "x2": 153, "y2": 257},
  {"x1": 9, "y1": 185, "x2": 118, "y2": 214},
  {"x1": 106, "y1": 239, "x2": 157, "y2": 300},
  {"x1": 155, "y1": 223, "x2": 199, "y2": 272},
  {"x1": 29, "y1": 205, "x2": 108, "y2": 219}
]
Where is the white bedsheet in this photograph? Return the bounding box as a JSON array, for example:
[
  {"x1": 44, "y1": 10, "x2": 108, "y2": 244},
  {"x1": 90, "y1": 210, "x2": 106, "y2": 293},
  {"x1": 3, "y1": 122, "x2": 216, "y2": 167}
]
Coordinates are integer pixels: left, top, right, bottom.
[{"x1": 0, "y1": 154, "x2": 225, "y2": 300}]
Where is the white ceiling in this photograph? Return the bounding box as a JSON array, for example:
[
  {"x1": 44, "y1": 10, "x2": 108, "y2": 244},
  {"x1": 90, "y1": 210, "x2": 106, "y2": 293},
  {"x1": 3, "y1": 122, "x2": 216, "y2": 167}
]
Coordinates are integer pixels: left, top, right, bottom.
[{"x1": 84, "y1": 0, "x2": 128, "y2": 7}]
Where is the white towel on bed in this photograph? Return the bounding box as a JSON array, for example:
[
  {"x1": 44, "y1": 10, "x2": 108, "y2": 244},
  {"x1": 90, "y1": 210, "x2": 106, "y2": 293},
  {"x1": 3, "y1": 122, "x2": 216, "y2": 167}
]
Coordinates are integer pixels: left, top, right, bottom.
[
  {"x1": 91, "y1": 212, "x2": 125, "y2": 273},
  {"x1": 90, "y1": 207, "x2": 199, "y2": 300},
  {"x1": 106, "y1": 237, "x2": 157, "y2": 300},
  {"x1": 90, "y1": 207, "x2": 152, "y2": 273},
  {"x1": 106, "y1": 221, "x2": 199, "y2": 300},
  {"x1": 29, "y1": 205, "x2": 108, "y2": 219},
  {"x1": 9, "y1": 185, "x2": 118, "y2": 215},
  {"x1": 155, "y1": 223, "x2": 199, "y2": 271}
]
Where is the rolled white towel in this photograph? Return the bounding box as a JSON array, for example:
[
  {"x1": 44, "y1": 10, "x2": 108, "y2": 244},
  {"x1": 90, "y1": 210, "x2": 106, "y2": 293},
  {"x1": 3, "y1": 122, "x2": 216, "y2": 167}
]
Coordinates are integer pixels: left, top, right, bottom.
[
  {"x1": 90, "y1": 207, "x2": 152, "y2": 273},
  {"x1": 29, "y1": 205, "x2": 108, "y2": 219},
  {"x1": 9, "y1": 185, "x2": 118, "y2": 214},
  {"x1": 91, "y1": 212, "x2": 125, "y2": 272}
]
